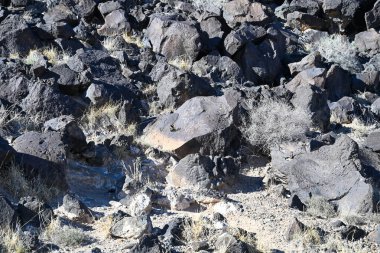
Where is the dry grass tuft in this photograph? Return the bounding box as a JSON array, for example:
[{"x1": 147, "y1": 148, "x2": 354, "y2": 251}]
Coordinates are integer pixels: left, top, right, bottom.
[
  {"x1": 24, "y1": 50, "x2": 41, "y2": 65},
  {"x1": 307, "y1": 196, "x2": 336, "y2": 218},
  {"x1": 0, "y1": 161, "x2": 60, "y2": 202},
  {"x1": 122, "y1": 32, "x2": 144, "y2": 48},
  {"x1": 168, "y1": 55, "x2": 192, "y2": 71},
  {"x1": 81, "y1": 102, "x2": 137, "y2": 141},
  {"x1": 0, "y1": 228, "x2": 27, "y2": 253},
  {"x1": 42, "y1": 218, "x2": 91, "y2": 248},
  {"x1": 0, "y1": 105, "x2": 43, "y2": 134}
]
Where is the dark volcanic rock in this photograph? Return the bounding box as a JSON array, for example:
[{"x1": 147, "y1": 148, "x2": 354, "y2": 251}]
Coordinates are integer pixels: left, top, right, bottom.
[
  {"x1": 0, "y1": 196, "x2": 18, "y2": 228},
  {"x1": 271, "y1": 135, "x2": 374, "y2": 215},
  {"x1": 17, "y1": 196, "x2": 53, "y2": 228},
  {"x1": 141, "y1": 90, "x2": 241, "y2": 159}
]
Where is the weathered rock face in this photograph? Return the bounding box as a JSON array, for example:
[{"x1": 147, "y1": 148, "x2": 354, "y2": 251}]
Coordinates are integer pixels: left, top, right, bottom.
[
  {"x1": 271, "y1": 135, "x2": 375, "y2": 215},
  {"x1": 365, "y1": 0, "x2": 380, "y2": 29},
  {"x1": 222, "y1": 0, "x2": 271, "y2": 29},
  {"x1": 355, "y1": 29, "x2": 380, "y2": 57},
  {"x1": 156, "y1": 67, "x2": 215, "y2": 108},
  {"x1": 63, "y1": 193, "x2": 93, "y2": 223},
  {"x1": 110, "y1": 214, "x2": 152, "y2": 239},
  {"x1": 97, "y1": 9, "x2": 131, "y2": 36},
  {"x1": 167, "y1": 154, "x2": 239, "y2": 190},
  {"x1": 0, "y1": 14, "x2": 41, "y2": 55},
  {"x1": 146, "y1": 14, "x2": 203, "y2": 61},
  {"x1": 329, "y1": 96, "x2": 361, "y2": 124},
  {"x1": 141, "y1": 90, "x2": 241, "y2": 159}
]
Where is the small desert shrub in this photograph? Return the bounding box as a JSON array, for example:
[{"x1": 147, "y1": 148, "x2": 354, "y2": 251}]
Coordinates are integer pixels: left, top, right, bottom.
[
  {"x1": 42, "y1": 219, "x2": 90, "y2": 247},
  {"x1": 168, "y1": 55, "x2": 192, "y2": 71},
  {"x1": 0, "y1": 228, "x2": 27, "y2": 253},
  {"x1": 307, "y1": 196, "x2": 336, "y2": 218},
  {"x1": 0, "y1": 161, "x2": 60, "y2": 202},
  {"x1": 122, "y1": 32, "x2": 144, "y2": 48},
  {"x1": 305, "y1": 34, "x2": 362, "y2": 73},
  {"x1": 245, "y1": 98, "x2": 311, "y2": 151},
  {"x1": 180, "y1": 217, "x2": 210, "y2": 244}
]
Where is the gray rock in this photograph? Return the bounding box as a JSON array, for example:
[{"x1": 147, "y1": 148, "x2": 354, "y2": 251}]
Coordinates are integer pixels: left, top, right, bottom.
[
  {"x1": 325, "y1": 65, "x2": 352, "y2": 102},
  {"x1": 365, "y1": 0, "x2": 380, "y2": 29},
  {"x1": 223, "y1": 24, "x2": 266, "y2": 56},
  {"x1": 222, "y1": 0, "x2": 270, "y2": 28},
  {"x1": 287, "y1": 11, "x2": 327, "y2": 31},
  {"x1": 329, "y1": 97, "x2": 360, "y2": 124},
  {"x1": 141, "y1": 90, "x2": 241, "y2": 158},
  {"x1": 43, "y1": 115, "x2": 87, "y2": 154},
  {"x1": 352, "y1": 71, "x2": 380, "y2": 93},
  {"x1": 110, "y1": 215, "x2": 152, "y2": 239},
  {"x1": 146, "y1": 15, "x2": 202, "y2": 61},
  {"x1": 355, "y1": 29, "x2": 380, "y2": 57},
  {"x1": 43, "y1": 4, "x2": 78, "y2": 25},
  {"x1": 63, "y1": 193, "x2": 93, "y2": 223},
  {"x1": 291, "y1": 83, "x2": 330, "y2": 131},
  {"x1": 0, "y1": 15, "x2": 41, "y2": 55},
  {"x1": 50, "y1": 64, "x2": 91, "y2": 95},
  {"x1": 167, "y1": 154, "x2": 239, "y2": 190},
  {"x1": 368, "y1": 225, "x2": 380, "y2": 244},
  {"x1": 156, "y1": 67, "x2": 215, "y2": 108},
  {"x1": 200, "y1": 16, "x2": 224, "y2": 51},
  {"x1": 271, "y1": 135, "x2": 374, "y2": 215},
  {"x1": 286, "y1": 68, "x2": 327, "y2": 91},
  {"x1": 288, "y1": 52, "x2": 324, "y2": 76},
  {"x1": 98, "y1": 1, "x2": 122, "y2": 17},
  {"x1": 371, "y1": 97, "x2": 380, "y2": 117},
  {"x1": 97, "y1": 9, "x2": 131, "y2": 36},
  {"x1": 285, "y1": 217, "x2": 306, "y2": 241},
  {"x1": 364, "y1": 130, "x2": 380, "y2": 152}
]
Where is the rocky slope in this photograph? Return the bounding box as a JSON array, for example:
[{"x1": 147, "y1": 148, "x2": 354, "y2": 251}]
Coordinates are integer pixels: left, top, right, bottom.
[{"x1": 1, "y1": 0, "x2": 380, "y2": 252}]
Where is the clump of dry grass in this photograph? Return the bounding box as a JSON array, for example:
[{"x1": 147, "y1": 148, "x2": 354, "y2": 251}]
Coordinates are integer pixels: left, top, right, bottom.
[
  {"x1": 42, "y1": 47, "x2": 70, "y2": 65},
  {"x1": 81, "y1": 102, "x2": 137, "y2": 141},
  {"x1": 307, "y1": 196, "x2": 336, "y2": 218},
  {"x1": 168, "y1": 55, "x2": 192, "y2": 71},
  {"x1": 122, "y1": 32, "x2": 144, "y2": 48},
  {"x1": 0, "y1": 105, "x2": 43, "y2": 134},
  {"x1": 42, "y1": 218, "x2": 91, "y2": 248},
  {"x1": 24, "y1": 50, "x2": 41, "y2": 65},
  {"x1": 0, "y1": 228, "x2": 27, "y2": 253},
  {"x1": 0, "y1": 161, "x2": 60, "y2": 202},
  {"x1": 244, "y1": 98, "x2": 311, "y2": 151},
  {"x1": 102, "y1": 37, "x2": 120, "y2": 52}
]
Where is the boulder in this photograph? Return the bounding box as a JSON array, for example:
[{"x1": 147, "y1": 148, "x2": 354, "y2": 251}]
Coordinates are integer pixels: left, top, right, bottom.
[
  {"x1": 288, "y1": 52, "x2": 324, "y2": 76},
  {"x1": 291, "y1": 83, "x2": 330, "y2": 131},
  {"x1": 192, "y1": 53, "x2": 244, "y2": 84},
  {"x1": 285, "y1": 217, "x2": 306, "y2": 241},
  {"x1": 200, "y1": 16, "x2": 224, "y2": 51},
  {"x1": 222, "y1": 0, "x2": 270, "y2": 28},
  {"x1": 141, "y1": 90, "x2": 241, "y2": 158},
  {"x1": 241, "y1": 40, "x2": 283, "y2": 84},
  {"x1": 287, "y1": 11, "x2": 327, "y2": 31},
  {"x1": 167, "y1": 154, "x2": 239, "y2": 190},
  {"x1": 271, "y1": 135, "x2": 375, "y2": 215},
  {"x1": 63, "y1": 193, "x2": 93, "y2": 223},
  {"x1": 146, "y1": 14, "x2": 202, "y2": 61},
  {"x1": 352, "y1": 71, "x2": 380, "y2": 93},
  {"x1": 50, "y1": 64, "x2": 91, "y2": 95},
  {"x1": 286, "y1": 68, "x2": 327, "y2": 91},
  {"x1": 110, "y1": 214, "x2": 152, "y2": 239},
  {"x1": 364, "y1": 130, "x2": 380, "y2": 152},
  {"x1": 97, "y1": 9, "x2": 131, "y2": 36},
  {"x1": 43, "y1": 4, "x2": 78, "y2": 25},
  {"x1": 329, "y1": 97, "x2": 360, "y2": 124},
  {"x1": 17, "y1": 196, "x2": 53, "y2": 228},
  {"x1": 43, "y1": 115, "x2": 87, "y2": 154},
  {"x1": 223, "y1": 24, "x2": 266, "y2": 56},
  {"x1": 371, "y1": 97, "x2": 380, "y2": 116},
  {"x1": 13, "y1": 131, "x2": 67, "y2": 163},
  {"x1": 122, "y1": 192, "x2": 152, "y2": 216},
  {"x1": 325, "y1": 65, "x2": 352, "y2": 102},
  {"x1": 98, "y1": 1, "x2": 122, "y2": 17},
  {"x1": 0, "y1": 15, "x2": 41, "y2": 55},
  {"x1": 20, "y1": 81, "x2": 86, "y2": 118},
  {"x1": 365, "y1": 0, "x2": 380, "y2": 29},
  {"x1": 355, "y1": 29, "x2": 380, "y2": 57},
  {"x1": 156, "y1": 67, "x2": 215, "y2": 108}
]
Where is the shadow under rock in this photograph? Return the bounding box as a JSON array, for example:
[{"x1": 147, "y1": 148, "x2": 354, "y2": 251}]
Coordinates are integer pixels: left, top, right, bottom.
[{"x1": 227, "y1": 174, "x2": 264, "y2": 194}]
